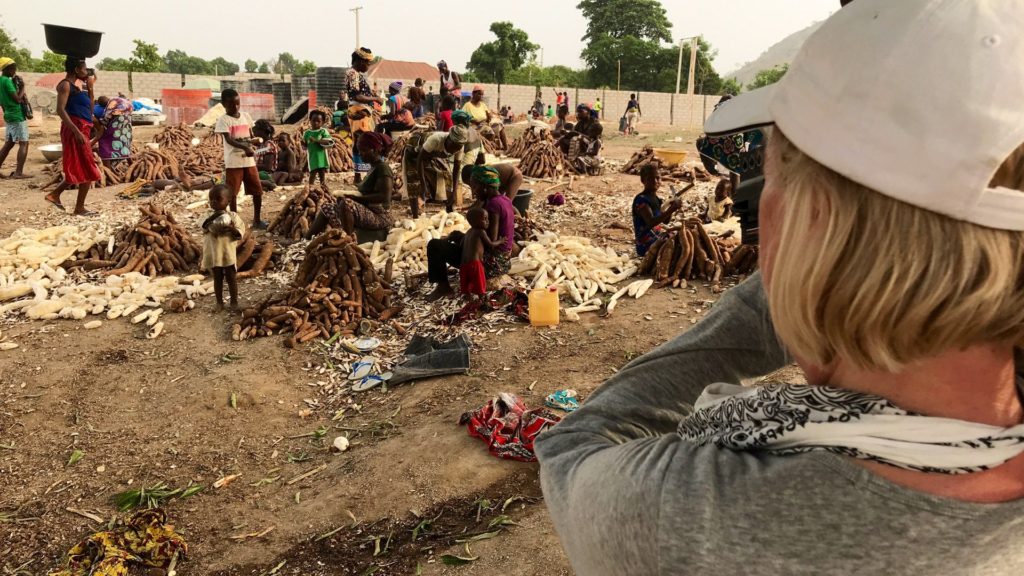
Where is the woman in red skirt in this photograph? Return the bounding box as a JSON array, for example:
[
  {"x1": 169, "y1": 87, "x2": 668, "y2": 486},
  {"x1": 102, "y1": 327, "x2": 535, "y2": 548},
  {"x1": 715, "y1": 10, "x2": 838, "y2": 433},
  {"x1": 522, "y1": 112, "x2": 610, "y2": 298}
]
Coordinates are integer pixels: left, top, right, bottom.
[{"x1": 44, "y1": 56, "x2": 100, "y2": 216}]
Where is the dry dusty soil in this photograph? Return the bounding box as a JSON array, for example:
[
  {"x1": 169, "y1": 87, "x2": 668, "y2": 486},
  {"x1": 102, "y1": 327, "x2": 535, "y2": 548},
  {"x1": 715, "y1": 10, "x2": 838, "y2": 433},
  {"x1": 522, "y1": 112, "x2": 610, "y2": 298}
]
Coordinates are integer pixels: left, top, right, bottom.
[{"x1": 0, "y1": 117, "x2": 797, "y2": 575}]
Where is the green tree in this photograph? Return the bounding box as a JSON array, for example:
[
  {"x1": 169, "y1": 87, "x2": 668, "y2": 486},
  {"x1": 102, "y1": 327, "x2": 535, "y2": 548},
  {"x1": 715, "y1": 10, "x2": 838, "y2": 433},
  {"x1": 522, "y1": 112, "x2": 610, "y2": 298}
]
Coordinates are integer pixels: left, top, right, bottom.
[
  {"x1": 258, "y1": 62, "x2": 270, "y2": 74},
  {"x1": 209, "y1": 57, "x2": 240, "y2": 76},
  {"x1": 164, "y1": 50, "x2": 214, "y2": 74},
  {"x1": 720, "y1": 77, "x2": 742, "y2": 96},
  {"x1": 97, "y1": 57, "x2": 131, "y2": 71},
  {"x1": 578, "y1": 0, "x2": 671, "y2": 44},
  {"x1": 466, "y1": 21, "x2": 538, "y2": 84},
  {"x1": 276, "y1": 52, "x2": 298, "y2": 75},
  {"x1": 294, "y1": 60, "x2": 317, "y2": 76},
  {"x1": 577, "y1": 0, "x2": 675, "y2": 91},
  {"x1": 506, "y1": 63, "x2": 583, "y2": 88},
  {"x1": 244, "y1": 59, "x2": 258, "y2": 73},
  {"x1": 0, "y1": 25, "x2": 34, "y2": 71},
  {"x1": 747, "y1": 64, "x2": 788, "y2": 90},
  {"x1": 33, "y1": 51, "x2": 66, "y2": 73},
  {"x1": 128, "y1": 40, "x2": 164, "y2": 72}
]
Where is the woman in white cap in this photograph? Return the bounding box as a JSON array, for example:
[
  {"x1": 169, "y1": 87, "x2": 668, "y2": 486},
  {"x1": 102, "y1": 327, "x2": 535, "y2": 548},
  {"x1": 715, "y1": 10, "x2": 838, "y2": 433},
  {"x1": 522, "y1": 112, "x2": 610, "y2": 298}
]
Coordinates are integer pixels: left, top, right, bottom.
[{"x1": 536, "y1": 1, "x2": 1024, "y2": 574}]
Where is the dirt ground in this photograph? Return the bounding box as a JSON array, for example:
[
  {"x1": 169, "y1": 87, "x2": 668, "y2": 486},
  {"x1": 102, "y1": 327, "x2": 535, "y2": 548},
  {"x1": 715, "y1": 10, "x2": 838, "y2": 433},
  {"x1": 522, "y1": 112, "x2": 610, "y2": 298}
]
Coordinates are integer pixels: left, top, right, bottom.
[{"x1": 0, "y1": 117, "x2": 795, "y2": 575}]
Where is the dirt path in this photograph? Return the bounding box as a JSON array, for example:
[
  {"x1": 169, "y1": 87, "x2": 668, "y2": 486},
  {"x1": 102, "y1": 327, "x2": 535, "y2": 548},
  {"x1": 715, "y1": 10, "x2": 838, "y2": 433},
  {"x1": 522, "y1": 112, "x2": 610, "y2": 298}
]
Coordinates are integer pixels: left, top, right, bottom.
[{"x1": 0, "y1": 118, "x2": 755, "y2": 575}]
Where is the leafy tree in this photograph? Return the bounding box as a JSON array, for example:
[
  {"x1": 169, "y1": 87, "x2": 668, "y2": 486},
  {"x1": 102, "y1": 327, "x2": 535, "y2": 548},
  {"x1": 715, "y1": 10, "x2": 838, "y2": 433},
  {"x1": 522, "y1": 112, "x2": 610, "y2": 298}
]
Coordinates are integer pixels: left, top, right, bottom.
[
  {"x1": 258, "y1": 62, "x2": 270, "y2": 74},
  {"x1": 244, "y1": 59, "x2": 258, "y2": 73},
  {"x1": 33, "y1": 51, "x2": 66, "y2": 73},
  {"x1": 97, "y1": 57, "x2": 132, "y2": 71},
  {"x1": 164, "y1": 49, "x2": 214, "y2": 75},
  {"x1": 0, "y1": 26, "x2": 33, "y2": 71},
  {"x1": 720, "y1": 77, "x2": 742, "y2": 96},
  {"x1": 466, "y1": 21, "x2": 538, "y2": 84},
  {"x1": 129, "y1": 40, "x2": 164, "y2": 72},
  {"x1": 276, "y1": 52, "x2": 298, "y2": 75},
  {"x1": 506, "y1": 63, "x2": 583, "y2": 88},
  {"x1": 747, "y1": 64, "x2": 788, "y2": 90},
  {"x1": 294, "y1": 60, "x2": 317, "y2": 76},
  {"x1": 578, "y1": 0, "x2": 671, "y2": 43},
  {"x1": 209, "y1": 57, "x2": 240, "y2": 76}
]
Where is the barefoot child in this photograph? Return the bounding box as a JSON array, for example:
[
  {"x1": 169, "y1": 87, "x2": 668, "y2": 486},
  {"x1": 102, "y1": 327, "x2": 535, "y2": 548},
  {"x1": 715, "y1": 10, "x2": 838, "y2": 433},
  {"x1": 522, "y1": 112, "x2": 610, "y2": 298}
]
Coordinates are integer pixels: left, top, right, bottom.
[
  {"x1": 215, "y1": 88, "x2": 266, "y2": 229},
  {"x1": 202, "y1": 184, "x2": 245, "y2": 311},
  {"x1": 632, "y1": 163, "x2": 682, "y2": 257},
  {"x1": 303, "y1": 110, "x2": 332, "y2": 187},
  {"x1": 460, "y1": 207, "x2": 503, "y2": 299}
]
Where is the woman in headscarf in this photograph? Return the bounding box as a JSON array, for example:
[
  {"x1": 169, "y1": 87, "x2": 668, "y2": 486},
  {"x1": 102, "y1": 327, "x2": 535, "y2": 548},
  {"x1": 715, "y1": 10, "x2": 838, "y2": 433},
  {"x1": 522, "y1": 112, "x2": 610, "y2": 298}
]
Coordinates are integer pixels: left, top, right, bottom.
[
  {"x1": 378, "y1": 81, "x2": 416, "y2": 136},
  {"x1": 557, "y1": 103, "x2": 603, "y2": 175},
  {"x1": 308, "y1": 131, "x2": 395, "y2": 237},
  {"x1": 94, "y1": 95, "x2": 133, "y2": 167},
  {"x1": 45, "y1": 56, "x2": 100, "y2": 216},
  {"x1": 425, "y1": 165, "x2": 514, "y2": 301},
  {"x1": 346, "y1": 47, "x2": 384, "y2": 183},
  {"x1": 405, "y1": 124, "x2": 469, "y2": 217}
]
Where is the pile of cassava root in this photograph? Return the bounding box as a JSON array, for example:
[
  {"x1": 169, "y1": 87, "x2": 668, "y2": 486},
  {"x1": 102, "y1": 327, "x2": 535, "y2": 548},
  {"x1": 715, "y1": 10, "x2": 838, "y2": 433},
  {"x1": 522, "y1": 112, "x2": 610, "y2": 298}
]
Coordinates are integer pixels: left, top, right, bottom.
[
  {"x1": 506, "y1": 127, "x2": 552, "y2": 159},
  {"x1": 519, "y1": 139, "x2": 565, "y2": 178},
  {"x1": 268, "y1": 184, "x2": 335, "y2": 240},
  {"x1": 638, "y1": 220, "x2": 758, "y2": 288},
  {"x1": 232, "y1": 229, "x2": 401, "y2": 347},
  {"x1": 621, "y1": 146, "x2": 712, "y2": 182},
  {"x1": 234, "y1": 231, "x2": 279, "y2": 280},
  {"x1": 71, "y1": 203, "x2": 202, "y2": 276}
]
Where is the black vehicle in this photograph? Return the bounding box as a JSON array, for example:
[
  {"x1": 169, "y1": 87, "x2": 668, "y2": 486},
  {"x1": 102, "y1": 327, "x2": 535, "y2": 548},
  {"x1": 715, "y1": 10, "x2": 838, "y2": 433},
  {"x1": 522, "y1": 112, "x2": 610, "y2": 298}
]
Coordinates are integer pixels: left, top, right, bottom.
[{"x1": 696, "y1": 126, "x2": 769, "y2": 245}]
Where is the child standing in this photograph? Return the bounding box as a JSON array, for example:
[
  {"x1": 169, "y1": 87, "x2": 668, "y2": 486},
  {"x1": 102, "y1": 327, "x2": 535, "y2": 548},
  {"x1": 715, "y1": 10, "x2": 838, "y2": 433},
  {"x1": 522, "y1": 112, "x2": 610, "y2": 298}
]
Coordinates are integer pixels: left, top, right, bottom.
[
  {"x1": 303, "y1": 110, "x2": 332, "y2": 186},
  {"x1": 215, "y1": 89, "x2": 266, "y2": 229},
  {"x1": 460, "y1": 207, "x2": 502, "y2": 299},
  {"x1": 201, "y1": 184, "x2": 245, "y2": 311}
]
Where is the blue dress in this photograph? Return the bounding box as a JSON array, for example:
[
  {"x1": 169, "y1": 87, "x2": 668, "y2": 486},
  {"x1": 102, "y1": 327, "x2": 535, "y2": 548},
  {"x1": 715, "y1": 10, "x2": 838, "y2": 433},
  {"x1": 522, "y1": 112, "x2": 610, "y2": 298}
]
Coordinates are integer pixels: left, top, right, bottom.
[{"x1": 632, "y1": 193, "x2": 664, "y2": 257}]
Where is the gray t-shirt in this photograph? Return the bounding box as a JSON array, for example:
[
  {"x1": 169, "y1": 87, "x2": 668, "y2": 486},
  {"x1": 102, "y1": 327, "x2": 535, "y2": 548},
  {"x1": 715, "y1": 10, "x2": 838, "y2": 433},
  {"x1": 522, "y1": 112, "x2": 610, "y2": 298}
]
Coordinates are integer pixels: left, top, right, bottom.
[{"x1": 535, "y1": 272, "x2": 1024, "y2": 576}]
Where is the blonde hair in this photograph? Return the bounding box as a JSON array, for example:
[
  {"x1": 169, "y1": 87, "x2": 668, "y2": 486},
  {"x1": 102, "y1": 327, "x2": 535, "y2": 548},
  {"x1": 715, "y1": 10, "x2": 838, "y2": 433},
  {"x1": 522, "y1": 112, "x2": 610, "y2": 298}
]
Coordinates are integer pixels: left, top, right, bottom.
[{"x1": 766, "y1": 131, "x2": 1024, "y2": 372}]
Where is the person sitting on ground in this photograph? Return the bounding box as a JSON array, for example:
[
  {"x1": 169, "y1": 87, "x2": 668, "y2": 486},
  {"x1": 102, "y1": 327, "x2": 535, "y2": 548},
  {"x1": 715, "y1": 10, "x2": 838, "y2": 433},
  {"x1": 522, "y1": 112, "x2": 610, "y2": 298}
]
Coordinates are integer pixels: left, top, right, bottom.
[
  {"x1": 251, "y1": 119, "x2": 278, "y2": 191},
  {"x1": 272, "y1": 133, "x2": 303, "y2": 185},
  {"x1": 308, "y1": 131, "x2": 395, "y2": 238},
  {"x1": 705, "y1": 177, "x2": 734, "y2": 222},
  {"x1": 632, "y1": 163, "x2": 681, "y2": 256},
  {"x1": 460, "y1": 206, "x2": 505, "y2": 300},
  {"x1": 0, "y1": 57, "x2": 30, "y2": 179},
  {"x1": 214, "y1": 88, "x2": 266, "y2": 229},
  {"x1": 94, "y1": 95, "x2": 134, "y2": 168},
  {"x1": 425, "y1": 166, "x2": 514, "y2": 301},
  {"x1": 437, "y1": 93, "x2": 457, "y2": 131},
  {"x1": 461, "y1": 85, "x2": 509, "y2": 150},
  {"x1": 201, "y1": 184, "x2": 245, "y2": 312},
  {"x1": 559, "y1": 104, "x2": 604, "y2": 175},
  {"x1": 302, "y1": 110, "x2": 332, "y2": 187}
]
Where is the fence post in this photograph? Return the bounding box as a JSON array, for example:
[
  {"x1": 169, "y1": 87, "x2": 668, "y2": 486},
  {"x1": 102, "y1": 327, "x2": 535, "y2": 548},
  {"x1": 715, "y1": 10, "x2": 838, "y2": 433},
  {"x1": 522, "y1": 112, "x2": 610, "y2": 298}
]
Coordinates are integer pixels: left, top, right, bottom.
[{"x1": 670, "y1": 93, "x2": 675, "y2": 125}]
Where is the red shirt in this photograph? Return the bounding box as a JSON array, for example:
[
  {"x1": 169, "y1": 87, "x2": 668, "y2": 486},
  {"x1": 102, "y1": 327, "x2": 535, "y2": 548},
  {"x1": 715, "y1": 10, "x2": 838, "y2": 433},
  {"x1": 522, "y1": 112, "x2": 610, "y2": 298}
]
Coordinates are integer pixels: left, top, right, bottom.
[{"x1": 438, "y1": 110, "x2": 454, "y2": 131}]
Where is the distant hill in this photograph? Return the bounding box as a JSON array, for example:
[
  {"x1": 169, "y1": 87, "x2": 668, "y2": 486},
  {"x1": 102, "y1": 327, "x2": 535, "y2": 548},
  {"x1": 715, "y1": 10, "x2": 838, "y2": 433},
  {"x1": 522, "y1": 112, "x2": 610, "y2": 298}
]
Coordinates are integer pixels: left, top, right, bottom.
[{"x1": 725, "y1": 21, "x2": 823, "y2": 87}]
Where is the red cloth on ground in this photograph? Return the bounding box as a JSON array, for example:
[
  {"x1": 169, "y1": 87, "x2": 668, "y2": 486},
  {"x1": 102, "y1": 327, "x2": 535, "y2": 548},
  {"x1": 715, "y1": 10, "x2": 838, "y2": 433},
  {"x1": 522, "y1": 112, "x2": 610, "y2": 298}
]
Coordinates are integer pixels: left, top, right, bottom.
[
  {"x1": 458, "y1": 393, "x2": 561, "y2": 462},
  {"x1": 60, "y1": 116, "x2": 101, "y2": 185},
  {"x1": 459, "y1": 259, "x2": 487, "y2": 295}
]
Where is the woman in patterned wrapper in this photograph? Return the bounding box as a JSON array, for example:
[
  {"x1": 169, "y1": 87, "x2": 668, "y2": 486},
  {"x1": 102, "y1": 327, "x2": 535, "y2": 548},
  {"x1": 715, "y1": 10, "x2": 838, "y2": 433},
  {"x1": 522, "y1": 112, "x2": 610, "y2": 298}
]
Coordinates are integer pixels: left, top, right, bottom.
[{"x1": 535, "y1": 1, "x2": 1024, "y2": 575}]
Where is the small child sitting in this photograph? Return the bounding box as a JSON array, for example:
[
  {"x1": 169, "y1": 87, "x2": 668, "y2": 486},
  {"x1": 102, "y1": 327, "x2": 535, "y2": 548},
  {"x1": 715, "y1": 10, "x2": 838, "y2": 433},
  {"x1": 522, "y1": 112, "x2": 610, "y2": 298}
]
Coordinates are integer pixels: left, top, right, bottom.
[
  {"x1": 705, "y1": 178, "x2": 734, "y2": 222},
  {"x1": 201, "y1": 184, "x2": 246, "y2": 311},
  {"x1": 460, "y1": 207, "x2": 502, "y2": 299}
]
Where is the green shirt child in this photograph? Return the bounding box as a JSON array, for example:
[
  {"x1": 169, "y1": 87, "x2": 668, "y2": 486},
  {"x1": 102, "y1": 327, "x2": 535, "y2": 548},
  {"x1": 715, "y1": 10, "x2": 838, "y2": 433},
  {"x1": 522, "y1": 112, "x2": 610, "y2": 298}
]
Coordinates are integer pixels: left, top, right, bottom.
[
  {"x1": 303, "y1": 127, "x2": 331, "y2": 171},
  {"x1": 0, "y1": 76, "x2": 25, "y2": 124}
]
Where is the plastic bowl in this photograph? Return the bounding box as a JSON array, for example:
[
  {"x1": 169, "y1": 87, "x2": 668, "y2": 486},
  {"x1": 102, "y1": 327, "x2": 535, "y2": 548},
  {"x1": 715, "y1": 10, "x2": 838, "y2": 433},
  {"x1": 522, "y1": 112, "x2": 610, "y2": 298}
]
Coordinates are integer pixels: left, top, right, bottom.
[
  {"x1": 653, "y1": 148, "x2": 688, "y2": 166},
  {"x1": 43, "y1": 24, "x2": 104, "y2": 58},
  {"x1": 39, "y1": 144, "x2": 63, "y2": 162}
]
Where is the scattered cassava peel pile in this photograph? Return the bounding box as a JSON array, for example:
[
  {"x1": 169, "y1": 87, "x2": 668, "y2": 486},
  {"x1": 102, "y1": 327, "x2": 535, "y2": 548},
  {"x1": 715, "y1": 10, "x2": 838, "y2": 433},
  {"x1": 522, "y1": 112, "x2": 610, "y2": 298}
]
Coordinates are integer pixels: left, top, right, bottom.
[
  {"x1": 233, "y1": 229, "x2": 400, "y2": 347},
  {"x1": 268, "y1": 184, "x2": 335, "y2": 240},
  {"x1": 357, "y1": 212, "x2": 469, "y2": 276},
  {"x1": 71, "y1": 202, "x2": 202, "y2": 276},
  {"x1": 639, "y1": 220, "x2": 758, "y2": 288},
  {"x1": 510, "y1": 231, "x2": 637, "y2": 304}
]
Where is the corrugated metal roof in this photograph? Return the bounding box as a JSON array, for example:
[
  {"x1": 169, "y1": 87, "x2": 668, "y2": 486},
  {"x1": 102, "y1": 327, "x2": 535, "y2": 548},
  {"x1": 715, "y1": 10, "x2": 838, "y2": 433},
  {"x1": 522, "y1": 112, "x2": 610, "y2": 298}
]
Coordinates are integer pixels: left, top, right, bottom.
[{"x1": 366, "y1": 60, "x2": 438, "y2": 82}]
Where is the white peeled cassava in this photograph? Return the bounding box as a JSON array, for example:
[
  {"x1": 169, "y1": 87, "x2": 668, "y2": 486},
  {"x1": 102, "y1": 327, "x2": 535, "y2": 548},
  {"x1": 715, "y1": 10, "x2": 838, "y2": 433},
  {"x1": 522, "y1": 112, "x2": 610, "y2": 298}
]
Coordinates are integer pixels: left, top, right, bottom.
[
  {"x1": 0, "y1": 342, "x2": 18, "y2": 350},
  {"x1": 147, "y1": 322, "x2": 164, "y2": 339},
  {"x1": 83, "y1": 320, "x2": 102, "y2": 329}
]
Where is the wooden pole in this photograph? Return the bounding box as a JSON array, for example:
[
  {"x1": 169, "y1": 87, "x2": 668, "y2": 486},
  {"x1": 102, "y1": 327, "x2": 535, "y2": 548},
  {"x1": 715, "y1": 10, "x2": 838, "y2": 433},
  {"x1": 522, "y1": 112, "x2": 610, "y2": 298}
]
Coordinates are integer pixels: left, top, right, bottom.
[{"x1": 686, "y1": 37, "x2": 698, "y2": 128}]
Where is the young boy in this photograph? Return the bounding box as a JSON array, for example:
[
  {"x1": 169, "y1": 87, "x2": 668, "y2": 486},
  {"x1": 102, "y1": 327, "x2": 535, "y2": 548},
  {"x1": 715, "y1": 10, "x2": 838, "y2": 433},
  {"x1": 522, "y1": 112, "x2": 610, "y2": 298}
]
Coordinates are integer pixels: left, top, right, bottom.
[
  {"x1": 201, "y1": 184, "x2": 245, "y2": 311},
  {"x1": 214, "y1": 89, "x2": 266, "y2": 229},
  {"x1": 632, "y1": 163, "x2": 682, "y2": 257},
  {"x1": 460, "y1": 206, "x2": 503, "y2": 299},
  {"x1": 303, "y1": 110, "x2": 332, "y2": 186},
  {"x1": 273, "y1": 133, "x2": 303, "y2": 185},
  {"x1": 0, "y1": 58, "x2": 30, "y2": 179}
]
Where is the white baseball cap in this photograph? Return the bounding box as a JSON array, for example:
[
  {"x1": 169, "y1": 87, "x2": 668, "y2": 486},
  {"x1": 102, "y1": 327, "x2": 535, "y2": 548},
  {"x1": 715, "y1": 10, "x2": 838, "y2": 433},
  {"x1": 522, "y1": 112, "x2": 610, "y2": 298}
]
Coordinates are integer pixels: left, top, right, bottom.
[{"x1": 705, "y1": 0, "x2": 1024, "y2": 231}]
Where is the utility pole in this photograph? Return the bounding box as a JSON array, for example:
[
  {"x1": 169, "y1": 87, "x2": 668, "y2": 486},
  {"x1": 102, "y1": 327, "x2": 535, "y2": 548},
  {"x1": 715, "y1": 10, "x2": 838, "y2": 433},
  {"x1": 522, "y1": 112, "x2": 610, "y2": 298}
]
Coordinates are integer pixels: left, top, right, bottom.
[
  {"x1": 675, "y1": 37, "x2": 685, "y2": 94},
  {"x1": 350, "y1": 6, "x2": 364, "y2": 50},
  {"x1": 687, "y1": 36, "x2": 699, "y2": 128},
  {"x1": 617, "y1": 59, "x2": 621, "y2": 92}
]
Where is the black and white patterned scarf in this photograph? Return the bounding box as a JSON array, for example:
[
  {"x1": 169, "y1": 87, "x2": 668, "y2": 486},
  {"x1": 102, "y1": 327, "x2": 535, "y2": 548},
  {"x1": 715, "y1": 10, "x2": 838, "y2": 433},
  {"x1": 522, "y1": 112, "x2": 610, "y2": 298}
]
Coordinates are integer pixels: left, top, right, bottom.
[{"x1": 679, "y1": 383, "x2": 1024, "y2": 474}]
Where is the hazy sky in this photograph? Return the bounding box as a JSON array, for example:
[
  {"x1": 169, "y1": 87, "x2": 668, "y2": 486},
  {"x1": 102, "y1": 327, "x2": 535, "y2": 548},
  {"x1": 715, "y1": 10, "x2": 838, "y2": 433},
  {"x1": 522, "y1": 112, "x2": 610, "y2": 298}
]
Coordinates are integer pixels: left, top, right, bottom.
[{"x1": 4, "y1": 1, "x2": 838, "y2": 76}]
